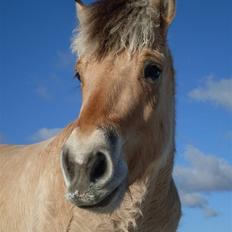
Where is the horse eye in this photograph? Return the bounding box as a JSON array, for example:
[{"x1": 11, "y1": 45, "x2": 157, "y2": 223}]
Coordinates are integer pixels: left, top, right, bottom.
[
  {"x1": 74, "y1": 72, "x2": 81, "y2": 82},
  {"x1": 144, "y1": 64, "x2": 162, "y2": 82}
]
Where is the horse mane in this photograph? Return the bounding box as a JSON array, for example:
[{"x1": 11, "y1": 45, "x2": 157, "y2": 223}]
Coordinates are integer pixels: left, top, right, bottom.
[{"x1": 72, "y1": 0, "x2": 162, "y2": 58}]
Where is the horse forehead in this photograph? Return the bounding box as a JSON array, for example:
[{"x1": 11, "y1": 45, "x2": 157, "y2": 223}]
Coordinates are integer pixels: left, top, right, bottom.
[
  {"x1": 79, "y1": 49, "x2": 165, "y2": 72},
  {"x1": 80, "y1": 54, "x2": 139, "y2": 79}
]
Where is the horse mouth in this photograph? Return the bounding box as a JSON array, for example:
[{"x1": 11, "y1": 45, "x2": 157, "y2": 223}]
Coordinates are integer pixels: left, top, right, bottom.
[
  {"x1": 65, "y1": 157, "x2": 128, "y2": 211},
  {"x1": 66, "y1": 178, "x2": 127, "y2": 212},
  {"x1": 79, "y1": 186, "x2": 120, "y2": 209}
]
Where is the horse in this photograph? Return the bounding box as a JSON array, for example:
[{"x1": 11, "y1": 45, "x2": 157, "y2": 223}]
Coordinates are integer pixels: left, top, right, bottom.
[{"x1": 0, "y1": 0, "x2": 181, "y2": 231}]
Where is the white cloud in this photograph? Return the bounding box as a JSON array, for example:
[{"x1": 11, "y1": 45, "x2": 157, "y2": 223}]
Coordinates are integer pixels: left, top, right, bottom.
[
  {"x1": 31, "y1": 128, "x2": 61, "y2": 142},
  {"x1": 179, "y1": 191, "x2": 207, "y2": 208},
  {"x1": 179, "y1": 191, "x2": 218, "y2": 218},
  {"x1": 204, "y1": 208, "x2": 219, "y2": 218},
  {"x1": 175, "y1": 145, "x2": 232, "y2": 192},
  {"x1": 174, "y1": 145, "x2": 232, "y2": 217},
  {"x1": 188, "y1": 77, "x2": 232, "y2": 111}
]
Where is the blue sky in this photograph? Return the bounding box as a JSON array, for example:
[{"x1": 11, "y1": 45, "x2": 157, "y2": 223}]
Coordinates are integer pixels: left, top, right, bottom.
[{"x1": 0, "y1": 0, "x2": 231, "y2": 231}]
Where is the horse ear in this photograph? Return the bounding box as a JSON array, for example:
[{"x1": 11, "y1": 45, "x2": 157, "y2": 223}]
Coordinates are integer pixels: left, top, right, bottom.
[
  {"x1": 75, "y1": 0, "x2": 85, "y2": 22},
  {"x1": 150, "y1": 0, "x2": 176, "y2": 28},
  {"x1": 161, "y1": 0, "x2": 176, "y2": 26},
  {"x1": 75, "y1": 0, "x2": 84, "y2": 11}
]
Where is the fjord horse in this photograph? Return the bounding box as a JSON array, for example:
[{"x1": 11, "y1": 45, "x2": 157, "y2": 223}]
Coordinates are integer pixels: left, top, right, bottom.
[{"x1": 0, "y1": 0, "x2": 181, "y2": 231}]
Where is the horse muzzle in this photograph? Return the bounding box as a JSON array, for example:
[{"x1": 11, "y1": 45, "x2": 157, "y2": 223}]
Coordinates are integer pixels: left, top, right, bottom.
[{"x1": 60, "y1": 128, "x2": 128, "y2": 210}]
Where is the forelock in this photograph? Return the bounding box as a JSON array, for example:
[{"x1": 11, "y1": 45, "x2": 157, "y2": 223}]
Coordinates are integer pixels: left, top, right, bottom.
[{"x1": 72, "y1": 0, "x2": 163, "y2": 58}]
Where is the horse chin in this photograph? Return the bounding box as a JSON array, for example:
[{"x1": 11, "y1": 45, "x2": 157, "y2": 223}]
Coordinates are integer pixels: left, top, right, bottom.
[
  {"x1": 87, "y1": 179, "x2": 127, "y2": 213},
  {"x1": 67, "y1": 178, "x2": 127, "y2": 213}
]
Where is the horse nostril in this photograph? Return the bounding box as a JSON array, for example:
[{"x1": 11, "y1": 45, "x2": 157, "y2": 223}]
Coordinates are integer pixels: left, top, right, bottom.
[
  {"x1": 64, "y1": 154, "x2": 75, "y2": 180},
  {"x1": 61, "y1": 147, "x2": 78, "y2": 186},
  {"x1": 90, "y1": 152, "x2": 107, "y2": 183}
]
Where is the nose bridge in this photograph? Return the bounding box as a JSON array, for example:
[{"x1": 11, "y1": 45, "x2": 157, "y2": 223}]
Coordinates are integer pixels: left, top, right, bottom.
[
  {"x1": 64, "y1": 128, "x2": 110, "y2": 164},
  {"x1": 79, "y1": 80, "x2": 140, "y2": 137},
  {"x1": 79, "y1": 79, "x2": 110, "y2": 133},
  {"x1": 78, "y1": 71, "x2": 126, "y2": 133}
]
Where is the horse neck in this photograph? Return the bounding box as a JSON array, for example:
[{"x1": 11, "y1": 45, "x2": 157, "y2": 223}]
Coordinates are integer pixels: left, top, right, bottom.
[
  {"x1": 136, "y1": 151, "x2": 181, "y2": 232},
  {"x1": 104, "y1": 149, "x2": 176, "y2": 231},
  {"x1": 132, "y1": 149, "x2": 175, "y2": 211}
]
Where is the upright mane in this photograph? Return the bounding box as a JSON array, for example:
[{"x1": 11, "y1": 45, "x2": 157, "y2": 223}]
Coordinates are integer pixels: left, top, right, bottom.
[{"x1": 72, "y1": 0, "x2": 163, "y2": 58}]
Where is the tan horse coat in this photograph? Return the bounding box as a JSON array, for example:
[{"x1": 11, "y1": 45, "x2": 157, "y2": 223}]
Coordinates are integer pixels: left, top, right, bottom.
[
  {"x1": 0, "y1": 0, "x2": 181, "y2": 231},
  {"x1": 0, "y1": 123, "x2": 180, "y2": 231}
]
